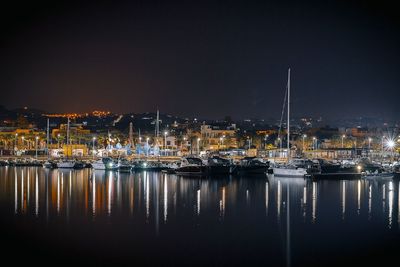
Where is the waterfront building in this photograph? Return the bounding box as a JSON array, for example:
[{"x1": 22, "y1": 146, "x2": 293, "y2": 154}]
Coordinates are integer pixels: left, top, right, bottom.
[{"x1": 200, "y1": 123, "x2": 237, "y2": 151}]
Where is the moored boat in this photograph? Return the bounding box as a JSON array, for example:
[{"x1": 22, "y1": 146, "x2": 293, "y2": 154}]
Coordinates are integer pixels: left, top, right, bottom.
[
  {"x1": 118, "y1": 158, "x2": 132, "y2": 172},
  {"x1": 175, "y1": 157, "x2": 207, "y2": 176},
  {"x1": 43, "y1": 160, "x2": 57, "y2": 169},
  {"x1": 235, "y1": 157, "x2": 268, "y2": 175},
  {"x1": 92, "y1": 157, "x2": 118, "y2": 170},
  {"x1": 207, "y1": 156, "x2": 234, "y2": 175}
]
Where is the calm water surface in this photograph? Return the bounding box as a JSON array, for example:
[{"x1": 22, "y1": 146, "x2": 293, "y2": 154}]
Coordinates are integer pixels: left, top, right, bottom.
[{"x1": 0, "y1": 167, "x2": 399, "y2": 266}]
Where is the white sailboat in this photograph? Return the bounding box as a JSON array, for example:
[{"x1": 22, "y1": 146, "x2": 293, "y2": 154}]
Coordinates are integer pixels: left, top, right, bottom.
[{"x1": 273, "y1": 68, "x2": 308, "y2": 177}]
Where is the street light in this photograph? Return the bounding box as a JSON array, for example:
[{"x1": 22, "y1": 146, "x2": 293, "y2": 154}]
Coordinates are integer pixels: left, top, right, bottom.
[
  {"x1": 302, "y1": 134, "x2": 307, "y2": 151},
  {"x1": 381, "y1": 136, "x2": 386, "y2": 159},
  {"x1": 35, "y1": 136, "x2": 39, "y2": 158},
  {"x1": 92, "y1": 137, "x2": 96, "y2": 159},
  {"x1": 21, "y1": 136, "x2": 25, "y2": 150},
  {"x1": 15, "y1": 133, "x2": 18, "y2": 154},
  {"x1": 57, "y1": 134, "x2": 61, "y2": 148},
  {"x1": 182, "y1": 137, "x2": 187, "y2": 151},
  {"x1": 197, "y1": 138, "x2": 201, "y2": 155},
  {"x1": 313, "y1": 137, "x2": 316, "y2": 150},
  {"x1": 368, "y1": 137, "x2": 372, "y2": 151},
  {"x1": 164, "y1": 131, "x2": 168, "y2": 156},
  {"x1": 387, "y1": 139, "x2": 395, "y2": 149},
  {"x1": 264, "y1": 134, "x2": 269, "y2": 149},
  {"x1": 341, "y1": 135, "x2": 345, "y2": 148},
  {"x1": 386, "y1": 139, "x2": 396, "y2": 161}
]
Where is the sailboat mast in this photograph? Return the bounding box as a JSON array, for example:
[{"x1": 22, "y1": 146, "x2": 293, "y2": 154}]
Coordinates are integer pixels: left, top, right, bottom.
[
  {"x1": 46, "y1": 118, "x2": 50, "y2": 156},
  {"x1": 156, "y1": 109, "x2": 160, "y2": 138},
  {"x1": 287, "y1": 68, "x2": 290, "y2": 161}
]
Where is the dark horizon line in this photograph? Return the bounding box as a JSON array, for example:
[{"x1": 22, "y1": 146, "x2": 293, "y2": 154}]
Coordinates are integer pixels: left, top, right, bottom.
[{"x1": 1, "y1": 104, "x2": 399, "y2": 124}]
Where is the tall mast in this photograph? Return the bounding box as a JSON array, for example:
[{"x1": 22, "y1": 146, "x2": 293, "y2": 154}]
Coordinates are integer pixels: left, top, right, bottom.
[
  {"x1": 287, "y1": 68, "x2": 291, "y2": 161},
  {"x1": 156, "y1": 109, "x2": 160, "y2": 138},
  {"x1": 46, "y1": 118, "x2": 50, "y2": 156}
]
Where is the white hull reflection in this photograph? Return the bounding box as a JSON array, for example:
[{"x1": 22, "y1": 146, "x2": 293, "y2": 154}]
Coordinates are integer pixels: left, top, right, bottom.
[{"x1": 273, "y1": 167, "x2": 307, "y2": 177}]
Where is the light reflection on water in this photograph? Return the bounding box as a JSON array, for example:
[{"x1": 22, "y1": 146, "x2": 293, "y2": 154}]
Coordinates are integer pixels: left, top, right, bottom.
[{"x1": 0, "y1": 166, "x2": 400, "y2": 266}]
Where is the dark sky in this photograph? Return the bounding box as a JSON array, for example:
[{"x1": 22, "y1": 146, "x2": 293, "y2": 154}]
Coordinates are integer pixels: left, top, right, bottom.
[{"x1": 1, "y1": 0, "x2": 399, "y2": 120}]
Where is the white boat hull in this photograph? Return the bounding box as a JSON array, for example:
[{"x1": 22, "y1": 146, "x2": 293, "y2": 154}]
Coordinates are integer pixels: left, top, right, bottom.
[
  {"x1": 57, "y1": 162, "x2": 76, "y2": 168},
  {"x1": 92, "y1": 163, "x2": 118, "y2": 170}
]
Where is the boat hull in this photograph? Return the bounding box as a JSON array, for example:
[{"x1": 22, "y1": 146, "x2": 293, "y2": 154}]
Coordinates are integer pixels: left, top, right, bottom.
[
  {"x1": 175, "y1": 166, "x2": 207, "y2": 176},
  {"x1": 273, "y1": 167, "x2": 307, "y2": 177},
  {"x1": 235, "y1": 166, "x2": 267, "y2": 175}
]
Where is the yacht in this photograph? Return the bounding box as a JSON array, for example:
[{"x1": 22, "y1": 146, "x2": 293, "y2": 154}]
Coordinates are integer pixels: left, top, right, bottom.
[
  {"x1": 132, "y1": 160, "x2": 169, "y2": 171},
  {"x1": 92, "y1": 157, "x2": 118, "y2": 170},
  {"x1": 43, "y1": 160, "x2": 57, "y2": 169},
  {"x1": 207, "y1": 156, "x2": 234, "y2": 175},
  {"x1": 175, "y1": 157, "x2": 207, "y2": 176},
  {"x1": 273, "y1": 158, "x2": 319, "y2": 177},
  {"x1": 57, "y1": 160, "x2": 77, "y2": 169},
  {"x1": 117, "y1": 158, "x2": 132, "y2": 172},
  {"x1": 235, "y1": 157, "x2": 269, "y2": 175}
]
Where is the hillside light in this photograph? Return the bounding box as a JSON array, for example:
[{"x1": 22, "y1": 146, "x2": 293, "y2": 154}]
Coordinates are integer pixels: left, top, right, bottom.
[{"x1": 341, "y1": 135, "x2": 345, "y2": 148}]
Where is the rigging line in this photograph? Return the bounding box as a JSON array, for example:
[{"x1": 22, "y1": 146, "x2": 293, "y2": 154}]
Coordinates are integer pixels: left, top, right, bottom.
[{"x1": 278, "y1": 85, "x2": 288, "y2": 139}]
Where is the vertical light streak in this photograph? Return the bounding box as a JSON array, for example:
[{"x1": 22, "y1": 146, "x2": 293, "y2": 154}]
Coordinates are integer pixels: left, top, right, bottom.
[
  {"x1": 341, "y1": 180, "x2": 346, "y2": 220},
  {"x1": 388, "y1": 181, "x2": 393, "y2": 229},
  {"x1": 145, "y1": 173, "x2": 150, "y2": 222},
  {"x1": 108, "y1": 172, "x2": 113, "y2": 216},
  {"x1": 21, "y1": 169, "x2": 24, "y2": 213},
  {"x1": 57, "y1": 173, "x2": 60, "y2": 214},
  {"x1": 368, "y1": 185, "x2": 372, "y2": 220},
  {"x1": 277, "y1": 180, "x2": 281, "y2": 222},
  {"x1": 92, "y1": 171, "x2": 96, "y2": 216},
  {"x1": 265, "y1": 182, "x2": 269, "y2": 216},
  {"x1": 35, "y1": 170, "x2": 39, "y2": 216},
  {"x1": 357, "y1": 180, "x2": 361, "y2": 215},
  {"x1": 312, "y1": 181, "x2": 317, "y2": 223},
  {"x1": 196, "y1": 189, "x2": 200, "y2": 216},
  {"x1": 164, "y1": 176, "x2": 168, "y2": 223},
  {"x1": 14, "y1": 168, "x2": 17, "y2": 214}
]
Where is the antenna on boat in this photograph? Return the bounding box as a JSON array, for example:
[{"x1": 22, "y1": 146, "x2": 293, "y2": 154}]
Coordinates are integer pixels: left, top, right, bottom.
[{"x1": 287, "y1": 68, "x2": 291, "y2": 162}]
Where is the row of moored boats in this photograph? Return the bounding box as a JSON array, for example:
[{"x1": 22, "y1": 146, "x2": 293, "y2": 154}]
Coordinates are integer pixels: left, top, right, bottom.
[{"x1": 1, "y1": 156, "x2": 399, "y2": 179}]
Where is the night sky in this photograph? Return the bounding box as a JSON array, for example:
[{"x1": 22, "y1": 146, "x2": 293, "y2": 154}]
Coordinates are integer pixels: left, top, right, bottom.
[{"x1": 1, "y1": 0, "x2": 399, "y2": 120}]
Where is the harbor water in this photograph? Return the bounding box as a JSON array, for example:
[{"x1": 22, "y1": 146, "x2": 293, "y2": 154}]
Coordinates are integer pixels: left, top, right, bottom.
[{"x1": 0, "y1": 166, "x2": 399, "y2": 266}]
